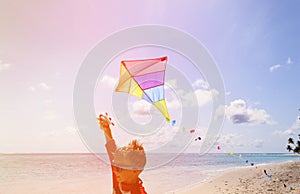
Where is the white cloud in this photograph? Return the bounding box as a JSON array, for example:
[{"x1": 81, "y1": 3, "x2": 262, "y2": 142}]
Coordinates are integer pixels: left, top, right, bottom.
[
  {"x1": 100, "y1": 75, "x2": 118, "y2": 88},
  {"x1": 273, "y1": 118, "x2": 300, "y2": 136},
  {"x1": 226, "y1": 99, "x2": 275, "y2": 125},
  {"x1": 167, "y1": 99, "x2": 181, "y2": 109},
  {"x1": 273, "y1": 129, "x2": 294, "y2": 136},
  {"x1": 132, "y1": 100, "x2": 152, "y2": 116},
  {"x1": 0, "y1": 60, "x2": 11, "y2": 72},
  {"x1": 140, "y1": 125, "x2": 179, "y2": 151},
  {"x1": 181, "y1": 89, "x2": 216, "y2": 107},
  {"x1": 38, "y1": 82, "x2": 50, "y2": 91},
  {"x1": 251, "y1": 139, "x2": 264, "y2": 148},
  {"x1": 269, "y1": 57, "x2": 292, "y2": 73},
  {"x1": 195, "y1": 89, "x2": 218, "y2": 107},
  {"x1": 216, "y1": 133, "x2": 244, "y2": 148},
  {"x1": 192, "y1": 79, "x2": 210, "y2": 90},
  {"x1": 181, "y1": 79, "x2": 219, "y2": 107},
  {"x1": 286, "y1": 57, "x2": 293, "y2": 65},
  {"x1": 28, "y1": 86, "x2": 36, "y2": 92},
  {"x1": 215, "y1": 104, "x2": 226, "y2": 119},
  {"x1": 269, "y1": 64, "x2": 282, "y2": 72},
  {"x1": 216, "y1": 134, "x2": 265, "y2": 150},
  {"x1": 29, "y1": 82, "x2": 51, "y2": 92}
]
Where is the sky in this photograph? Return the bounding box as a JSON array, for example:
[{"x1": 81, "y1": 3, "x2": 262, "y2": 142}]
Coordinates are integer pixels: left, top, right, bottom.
[{"x1": 0, "y1": 0, "x2": 300, "y2": 153}]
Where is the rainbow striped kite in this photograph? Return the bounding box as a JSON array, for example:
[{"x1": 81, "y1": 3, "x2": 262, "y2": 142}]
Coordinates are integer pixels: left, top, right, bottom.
[{"x1": 115, "y1": 56, "x2": 170, "y2": 122}]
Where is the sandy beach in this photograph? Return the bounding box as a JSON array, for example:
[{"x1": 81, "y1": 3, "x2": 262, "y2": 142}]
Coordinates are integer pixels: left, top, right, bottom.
[
  {"x1": 0, "y1": 178, "x2": 110, "y2": 194},
  {"x1": 176, "y1": 161, "x2": 300, "y2": 194}
]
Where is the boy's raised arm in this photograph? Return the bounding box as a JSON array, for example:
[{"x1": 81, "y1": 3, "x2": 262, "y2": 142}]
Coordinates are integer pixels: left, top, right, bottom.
[
  {"x1": 97, "y1": 113, "x2": 117, "y2": 163},
  {"x1": 97, "y1": 113, "x2": 114, "y2": 143}
]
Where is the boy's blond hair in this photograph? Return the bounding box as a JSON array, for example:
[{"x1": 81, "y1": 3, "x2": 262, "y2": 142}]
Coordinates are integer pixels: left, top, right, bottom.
[{"x1": 113, "y1": 139, "x2": 146, "y2": 170}]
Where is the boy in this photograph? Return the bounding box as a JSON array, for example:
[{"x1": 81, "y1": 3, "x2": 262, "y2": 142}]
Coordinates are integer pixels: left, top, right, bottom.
[{"x1": 98, "y1": 113, "x2": 147, "y2": 194}]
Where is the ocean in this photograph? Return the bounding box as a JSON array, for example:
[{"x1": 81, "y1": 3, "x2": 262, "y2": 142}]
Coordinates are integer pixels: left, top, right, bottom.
[{"x1": 0, "y1": 153, "x2": 299, "y2": 194}]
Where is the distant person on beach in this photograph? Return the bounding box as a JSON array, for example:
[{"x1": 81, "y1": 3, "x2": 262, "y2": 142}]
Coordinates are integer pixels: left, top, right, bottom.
[{"x1": 98, "y1": 113, "x2": 147, "y2": 194}]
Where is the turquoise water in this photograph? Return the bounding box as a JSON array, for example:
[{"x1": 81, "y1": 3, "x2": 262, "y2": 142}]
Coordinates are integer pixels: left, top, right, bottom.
[{"x1": 163, "y1": 153, "x2": 300, "y2": 169}]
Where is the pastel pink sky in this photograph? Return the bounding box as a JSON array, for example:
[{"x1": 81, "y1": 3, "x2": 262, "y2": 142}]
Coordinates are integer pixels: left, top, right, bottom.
[{"x1": 0, "y1": 1, "x2": 218, "y2": 153}]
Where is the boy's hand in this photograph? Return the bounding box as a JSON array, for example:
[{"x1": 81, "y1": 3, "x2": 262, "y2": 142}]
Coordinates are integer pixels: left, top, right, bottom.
[{"x1": 97, "y1": 113, "x2": 114, "y2": 137}]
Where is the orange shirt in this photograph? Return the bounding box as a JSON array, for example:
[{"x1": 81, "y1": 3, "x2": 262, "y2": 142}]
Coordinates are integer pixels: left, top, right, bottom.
[{"x1": 106, "y1": 140, "x2": 147, "y2": 194}]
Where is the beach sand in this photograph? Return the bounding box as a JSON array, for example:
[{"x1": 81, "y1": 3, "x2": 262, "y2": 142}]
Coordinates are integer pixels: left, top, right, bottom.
[
  {"x1": 0, "y1": 178, "x2": 111, "y2": 194},
  {"x1": 176, "y1": 161, "x2": 300, "y2": 194}
]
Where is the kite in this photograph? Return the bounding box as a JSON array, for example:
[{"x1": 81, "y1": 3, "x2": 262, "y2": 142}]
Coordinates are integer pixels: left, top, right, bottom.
[
  {"x1": 195, "y1": 136, "x2": 201, "y2": 141},
  {"x1": 267, "y1": 174, "x2": 272, "y2": 178},
  {"x1": 263, "y1": 169, "x2": 268, "y2": 176},
  {"x1": 217, "y1": 146, "x2": 221, "y2": 150},
  {"x1": 190, "y1": 129, "x2": 195, "y2": 133},
  {"x1": 115, "y1": 56, "x2": 170, "y2": 122},
  {"x1": 171, "y1": 120, "x2": 176, "y2": 126},
  {"x1": 263, "y1": 169, "x2": 273, "y2": 178}
]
